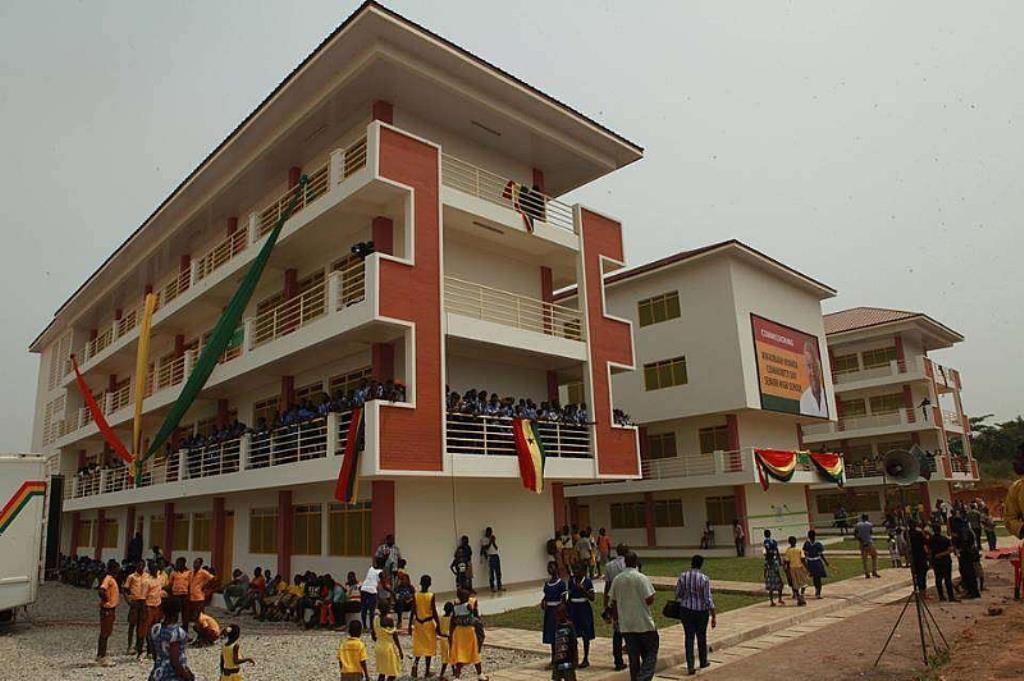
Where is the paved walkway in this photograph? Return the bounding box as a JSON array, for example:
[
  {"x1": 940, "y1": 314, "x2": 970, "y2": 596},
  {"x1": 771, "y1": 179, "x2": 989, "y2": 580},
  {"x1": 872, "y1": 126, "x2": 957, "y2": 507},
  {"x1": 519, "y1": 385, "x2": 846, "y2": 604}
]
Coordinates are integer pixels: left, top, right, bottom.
[
  {"x1": 649, "y1": 576, "x2": 763, "y2": 594},
  {"x1": 484, "y1": 568, "x2": 915, "y2": 680}
]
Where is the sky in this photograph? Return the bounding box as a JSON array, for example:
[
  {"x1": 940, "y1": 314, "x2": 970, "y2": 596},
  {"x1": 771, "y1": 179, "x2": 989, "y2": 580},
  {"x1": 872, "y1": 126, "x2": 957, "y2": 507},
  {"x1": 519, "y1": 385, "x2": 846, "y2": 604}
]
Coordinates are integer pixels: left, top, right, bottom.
[{"x1": 1, "y1": 1, "x2": 1021, "y2": 451}]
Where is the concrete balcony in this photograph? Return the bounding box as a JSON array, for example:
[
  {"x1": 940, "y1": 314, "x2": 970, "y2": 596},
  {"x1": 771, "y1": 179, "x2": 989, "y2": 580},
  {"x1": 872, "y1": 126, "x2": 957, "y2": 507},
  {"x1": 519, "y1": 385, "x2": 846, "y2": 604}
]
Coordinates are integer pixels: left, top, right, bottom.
[
  {"x1": 831, "y1": 355, "x2": 961, "y2": 394},
  {"x1": 810, "y1": 453, "x2": 978, "y2": 489},
  {"x1": 565, "y1": 447, "x2": 819, "y2": 497},
  {"x1": 443, "y1": 276, "x2": 586, "y2": 362},
  {"x1": 801, "y1": 406, "x2": 958, "y2": 443}
]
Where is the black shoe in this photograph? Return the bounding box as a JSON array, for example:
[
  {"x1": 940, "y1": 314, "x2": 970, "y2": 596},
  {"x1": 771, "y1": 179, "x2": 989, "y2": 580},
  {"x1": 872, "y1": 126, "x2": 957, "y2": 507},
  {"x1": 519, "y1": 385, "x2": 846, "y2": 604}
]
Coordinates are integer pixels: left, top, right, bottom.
[
  {"x1": 614, "y1": 663, "x2": 627, "y2": 671},
  {"x1": 700, "y1": 662, "x2": 711, "y2": 669},
  {"x1": 686, "y1": 669, "x2": 696, "y2": 676}
]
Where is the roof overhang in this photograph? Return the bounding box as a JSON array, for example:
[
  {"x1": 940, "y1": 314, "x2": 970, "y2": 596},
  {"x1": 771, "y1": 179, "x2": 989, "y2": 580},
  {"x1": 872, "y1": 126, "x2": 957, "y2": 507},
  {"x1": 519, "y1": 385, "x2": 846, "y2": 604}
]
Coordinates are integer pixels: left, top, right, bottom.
[
  {"x1": 826, "y1": 314, "x2": 964, "y2": 350},
  {"x1": 30, "y1": 0, "x2": 642, "y2": 352}
]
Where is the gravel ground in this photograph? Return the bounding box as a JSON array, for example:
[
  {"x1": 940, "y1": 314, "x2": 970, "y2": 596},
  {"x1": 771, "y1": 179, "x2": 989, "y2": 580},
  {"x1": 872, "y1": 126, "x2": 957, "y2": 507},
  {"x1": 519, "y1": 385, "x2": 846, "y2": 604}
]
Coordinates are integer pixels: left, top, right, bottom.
[{"x1": 0, "y1": 582, "x2": 543, "y2": 681}]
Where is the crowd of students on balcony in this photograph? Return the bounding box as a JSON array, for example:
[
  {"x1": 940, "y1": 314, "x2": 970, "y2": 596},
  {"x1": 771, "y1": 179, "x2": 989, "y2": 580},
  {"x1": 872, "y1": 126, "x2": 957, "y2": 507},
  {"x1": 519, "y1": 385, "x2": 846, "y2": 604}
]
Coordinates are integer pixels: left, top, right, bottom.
[{"x1": 445, "y1": 386, "x2": 590, "y2": 425}]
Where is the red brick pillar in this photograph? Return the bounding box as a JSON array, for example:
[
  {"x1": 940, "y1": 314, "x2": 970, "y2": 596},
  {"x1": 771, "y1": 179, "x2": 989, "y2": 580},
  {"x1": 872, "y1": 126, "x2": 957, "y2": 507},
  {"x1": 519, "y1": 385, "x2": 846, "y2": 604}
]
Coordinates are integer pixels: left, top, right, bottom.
[
  {"x1": 94, "y1": 509, "x2": 105, "y2": 560},
  {"x1": 532, "y1": 168, "x2": 546, "y2": 193},
  {"x1": 540, "y1": 265, "x2": 554, "y2": 335},
  {"x1": 638, "y1": 427, "x2": 649, "y2": 459},
  {"x1": 226, "y1": 216, "x2": 238, "y2": 235},
  {"x1": 279, "y1": 376, "x2": 295, "y2": 413},
  {"x1": 371, "y1": 343, "x2": 395, "y2": 382},
  {"x1": 283, "y1": 268, "x2": 298, "y2": 299},
  {"x1": 551, "y1": 482, "x2": 566, "y2": 533},
  {"x1": 894, "y1": 334, "x2": 906, "y2": 372},
  {"x1": 372, "y1": 100, "x2": 394, "y2": 124},
  {"x1": 643, "y1": 492, "x2": 657, "y2": 547},
  {"x1": 726, "y1": 414, "x2": 740, "y2": 451},
  {"x1": 902, "y1": 385, "x2": 916, "y2": 423},
  {"x1": 734, "y1": 485, "x2": 750, "y2": 545},
  {"x1": 917, "y1": 482, "x2": 931, "y2": 513},
  {"x1": 371, "y1": 481, "x2": 396, "y2": 547},
  {"x1": 277, "y1": 491, "x2": 293, "y2": 580},
  {"x1": 546, "y1": 372, "x2": 559, "y2": 402},
  {"x1": 288, "y1": 167, "x2": 302, "y2": 189},
  {"x1": 372, "y1": 216, "x2": 394, "y2": 256},
  {"x1": 163, "y1": 503, "x2": 175, "y2": 561},
  {"x1": 212, "y1": 497, "x2": 226, "y2": 577},
  {"x1": 216, "y1": 399, "x2": 230, "y2": 428}
]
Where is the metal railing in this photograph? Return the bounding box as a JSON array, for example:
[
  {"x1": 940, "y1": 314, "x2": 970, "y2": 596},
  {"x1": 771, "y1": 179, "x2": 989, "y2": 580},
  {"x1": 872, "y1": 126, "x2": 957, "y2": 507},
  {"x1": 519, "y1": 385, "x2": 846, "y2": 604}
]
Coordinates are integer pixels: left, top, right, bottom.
[
  {"x1": 640, "y1": 449, "x2": 748, "y2": 481},
  {"x1": 333, "y1": 260, "x2": 368, "y2": 311},
  {"x1": 445, "y1": 413, "x2": 591, "y2": 458},
  {"x1": 116, "y1": 309, "x2": 138, "y2": 339},
  {"x1": 441, "y1": 154, "x2": 576, "y2": 233},
  {"x1": 195, "y1": 228, "x2": 248, "y2": 283},
  {"x1": 154, "y1": 267, "x2": 192, "y2": 311},
  {"x1": 108, "y1": 383, "x2": 131, "y2": 414},
  {"x1": 341, "y1": 136, "x2": 368, "y2": 178},
  {"x1": 250, "y1": 278, "x2": 329, "y2": 348},
  {"x1": 802, "y1": 407, "x2": 928, "y2": 437},
  {"x1": 941, "y1": 409, "x2": 962, "y2": 429},
  {"x1": 950, "y1": 456, "x2": 971, "y2": 474},
  {"x1": 86, "y1": 326, "x2": 114, "y2": 359},
  {"x1": 248, "y1": 417, "x2": 329, "y2": 468},
  {"x1": 832, "y1": 359, "x2": 907, "y2": 384},
  {"x1": 444, "y1": 276, "x2": 584, "y2": 341},
  {"x1": 257, "y1": 162, "x2": 330, "y2": 238},
  {"x1": 71, "y1": 472, "x2": 101, "y2": 499},
  {"x1": 333, "y1": 409, "x2": 357, "y2": 453},
  {"x1": 156, "y1": 352, "x2": 188, "y2": 392},
  {"x1": 181, "y1": 437, "x2": 243, "y2": 479}
]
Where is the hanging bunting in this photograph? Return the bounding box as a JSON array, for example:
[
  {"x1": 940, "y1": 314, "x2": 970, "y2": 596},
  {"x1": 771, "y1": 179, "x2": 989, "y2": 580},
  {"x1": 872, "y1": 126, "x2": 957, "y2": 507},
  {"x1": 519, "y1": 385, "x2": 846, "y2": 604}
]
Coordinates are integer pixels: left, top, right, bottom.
[
  {"x1": 131, "y1": 293, "x2": 157, "y2": 461},
  {"x1": 808, "y1": 451, "x2": 845, "y2": 486},
  {"x1": 70, "y1": 354, "x2": 133, "y2": 466},
  {"x1": 511, "y1": 417, "x2": 546, "y2": 493},
  {"x1": 334, "y1": 407, "x2": 366, "y2": 504},
  {"x1": 753, "y1": 448, "x2": 798, "y2": 491},
  {"x1": 138, "y1": 176, "x2": 309, "y2": 472}
]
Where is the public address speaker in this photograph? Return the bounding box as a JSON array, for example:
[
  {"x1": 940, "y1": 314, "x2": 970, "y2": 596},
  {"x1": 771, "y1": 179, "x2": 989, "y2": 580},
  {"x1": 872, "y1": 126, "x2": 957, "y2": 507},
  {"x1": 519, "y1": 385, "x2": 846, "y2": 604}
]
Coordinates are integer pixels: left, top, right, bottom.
[{"x1": 881, "y1": 447, "x2": 922, "y2": 486}]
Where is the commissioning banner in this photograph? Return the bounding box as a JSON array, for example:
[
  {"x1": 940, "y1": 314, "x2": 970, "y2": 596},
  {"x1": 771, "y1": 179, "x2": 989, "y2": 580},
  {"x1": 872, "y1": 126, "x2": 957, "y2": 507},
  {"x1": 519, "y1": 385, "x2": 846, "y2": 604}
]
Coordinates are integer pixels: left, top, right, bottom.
[{"x1": 750, "y1": 314, "x2": 829, "y2": 419}]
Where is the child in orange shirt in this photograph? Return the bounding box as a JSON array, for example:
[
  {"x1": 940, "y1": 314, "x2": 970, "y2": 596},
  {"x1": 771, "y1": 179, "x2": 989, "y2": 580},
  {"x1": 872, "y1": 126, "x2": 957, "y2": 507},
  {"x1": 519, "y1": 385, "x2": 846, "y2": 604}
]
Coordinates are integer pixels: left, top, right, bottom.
[
  {"x1": 338, "y1": 620, "x2": 370, "y2": 681},
  {"x1": 97, "y1": 560, "x2": 120, "y2": 666}
]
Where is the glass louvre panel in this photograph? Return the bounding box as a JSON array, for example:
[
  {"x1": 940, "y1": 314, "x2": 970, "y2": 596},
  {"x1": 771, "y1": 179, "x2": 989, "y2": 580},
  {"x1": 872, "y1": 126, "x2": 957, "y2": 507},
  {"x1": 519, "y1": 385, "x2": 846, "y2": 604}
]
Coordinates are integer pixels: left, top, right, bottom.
[
  {"x1": 102, "y1": 519, "x2": 119, "y2": 548},
  {"x1": 173, "y1": 514, "x2": 190, "y2": 551},
  {"x1": 646, "y1": 432, "x2": 677, "y2": 460},
  {"x1": 191, "y1": 513, "x2": 211, "y2": 551},
  {"x1": 862, "y1": 347, "x2": 898, "y2": 369},
  {"x1": 832, "y1": 353, "x2": 859, "y2": 373},
  {"x1": 869, "y1": 393, "x2": 903, "y2": 415},
  {"x1": 705, "y1": 496, "x2": 737, "y2": 525},
  {"x1": 839, "y1": 399, "x2": 867, "y2": 417},
  {"x1": 637, "y1": 292, "x2": 681, "y2": 328},
  {"x1": 698, "y1": 426, "x2": 730, "y2": 454},
  {"x1": 292, "y1": 505, "x2": 323, "y2": 555},
  {"x1": 643, "y1": 357, "x2": 688, "y2": 391}
]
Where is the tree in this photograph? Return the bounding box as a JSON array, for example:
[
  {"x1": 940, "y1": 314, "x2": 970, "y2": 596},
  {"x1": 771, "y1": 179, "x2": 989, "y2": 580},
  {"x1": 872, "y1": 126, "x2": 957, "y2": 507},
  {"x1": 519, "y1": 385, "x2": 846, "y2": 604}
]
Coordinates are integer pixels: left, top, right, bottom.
[{"x1": 970, "y1": 415, "x2": 1024, "y2": 463}]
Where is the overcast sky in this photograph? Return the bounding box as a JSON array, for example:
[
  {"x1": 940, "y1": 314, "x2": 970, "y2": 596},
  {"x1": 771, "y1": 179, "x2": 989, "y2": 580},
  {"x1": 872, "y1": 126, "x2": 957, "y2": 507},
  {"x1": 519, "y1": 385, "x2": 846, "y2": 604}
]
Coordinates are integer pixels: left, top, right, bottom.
[{"x1": 1, "y1": 1, "x2": 1021, "y2": 450}]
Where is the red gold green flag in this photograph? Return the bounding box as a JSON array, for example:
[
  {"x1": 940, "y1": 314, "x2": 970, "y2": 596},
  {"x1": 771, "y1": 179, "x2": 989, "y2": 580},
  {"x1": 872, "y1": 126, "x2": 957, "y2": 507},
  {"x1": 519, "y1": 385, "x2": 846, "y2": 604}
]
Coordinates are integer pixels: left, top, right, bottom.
[
  {"x1": 0, "y1": 481, "x2": 46, "y2": 535},
  {"x1": 753, "y1": 449, "x2": 798, "y2": 491},
  {"x1": 334, "y1": 407, "x2": 365, "y2": 504},
  {"x1": 512, "y1": 418, "x2": 546, "y2": 493},
  {"x1": 809, "y1": 451, "x2": 845, "y2": 486}
]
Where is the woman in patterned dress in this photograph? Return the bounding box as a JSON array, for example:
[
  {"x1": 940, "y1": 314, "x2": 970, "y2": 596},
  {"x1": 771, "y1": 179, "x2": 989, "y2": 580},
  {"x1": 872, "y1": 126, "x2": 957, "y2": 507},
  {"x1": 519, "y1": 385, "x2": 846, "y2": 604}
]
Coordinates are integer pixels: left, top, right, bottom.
[
  {"x1": 762, "y1": 529, "x2": 785, "y2": 606},
  {"x1": 148, "y1": 597, "x2": 195, "y2": 681}
]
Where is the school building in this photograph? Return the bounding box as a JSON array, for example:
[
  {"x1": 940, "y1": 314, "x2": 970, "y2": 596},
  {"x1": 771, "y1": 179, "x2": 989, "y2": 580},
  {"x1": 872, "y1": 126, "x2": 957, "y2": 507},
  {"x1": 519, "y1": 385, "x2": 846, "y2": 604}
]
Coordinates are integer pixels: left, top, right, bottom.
[
  {"x1": 29, "y1": 2, "x2": 642, "y2": 585},
  {"x1": 559, "y1": 241, "x2": 842, "y2": 549},
  {"x1": 803, "y1": 307, "x2": 979, "y2": 526}
]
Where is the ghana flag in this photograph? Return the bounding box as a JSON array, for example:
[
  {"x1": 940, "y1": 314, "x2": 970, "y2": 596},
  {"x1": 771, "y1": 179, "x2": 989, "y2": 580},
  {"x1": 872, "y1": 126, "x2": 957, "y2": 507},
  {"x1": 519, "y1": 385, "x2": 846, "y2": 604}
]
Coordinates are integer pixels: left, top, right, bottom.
[
  {"x1": 512, "y1": 418, "x2": 545, "y2": 493},
  {"x1": 809, "y1": 451, "x2": 845, "y2": 486},
  {"x1": 0, "y1": 481, "x2": 46, "y2": 535},
  {"x1": 334, "y1": 407, "x2": 366, "y2": 504},
  {"x1": 753, "y1": 449, "x2": 798, "y2": 491}
]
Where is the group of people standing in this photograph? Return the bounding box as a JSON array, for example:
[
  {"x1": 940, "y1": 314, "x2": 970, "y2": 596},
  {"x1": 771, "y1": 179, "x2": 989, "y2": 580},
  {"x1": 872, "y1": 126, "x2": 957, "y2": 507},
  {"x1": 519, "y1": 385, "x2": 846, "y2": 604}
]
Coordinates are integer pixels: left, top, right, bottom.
[
  {"x1": 547, "y1": 525, "x2": 613, "y2": 580},
  {"x1": 761, "y1": 529, "x2": 830, "y2": 607}
]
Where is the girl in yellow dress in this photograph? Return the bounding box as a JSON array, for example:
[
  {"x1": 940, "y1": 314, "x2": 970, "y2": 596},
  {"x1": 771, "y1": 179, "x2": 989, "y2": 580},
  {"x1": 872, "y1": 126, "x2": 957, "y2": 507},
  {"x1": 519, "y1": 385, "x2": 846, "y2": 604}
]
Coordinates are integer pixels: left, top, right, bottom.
[
  {"x1": 449, "y1": 589, "x2": 487, "y2": 680},
  {"x1": 373, "y1": 613, "x2": 403, "y2": 681},
  {"x1": 219, "y1": 625, "x2": 254, "y2": 681},
  {"x1": 783, "y1": 535, "x2": 809, "y2": 606},
  {"x1": 409, "y1": 575, "x2": 439, "y2": 678},
  {"x1": 437, "y1": 601, "x2": 454, "y2": 680}
]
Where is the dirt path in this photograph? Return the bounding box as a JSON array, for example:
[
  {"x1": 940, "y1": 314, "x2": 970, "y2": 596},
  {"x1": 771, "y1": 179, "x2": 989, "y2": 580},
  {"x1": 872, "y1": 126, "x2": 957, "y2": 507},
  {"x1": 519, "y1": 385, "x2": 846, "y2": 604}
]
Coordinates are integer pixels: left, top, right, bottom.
[{"x1": 696, "y1": 559, "x2": 1018, "y2": 681}]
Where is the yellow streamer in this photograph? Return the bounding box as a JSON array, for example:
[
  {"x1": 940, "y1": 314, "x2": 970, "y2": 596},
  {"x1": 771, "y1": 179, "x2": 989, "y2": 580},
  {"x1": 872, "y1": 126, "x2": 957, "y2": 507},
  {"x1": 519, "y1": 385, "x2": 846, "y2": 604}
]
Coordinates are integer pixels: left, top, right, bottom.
[{"x1": 132, "y1": 293, "x2": 157, "y2": 460}]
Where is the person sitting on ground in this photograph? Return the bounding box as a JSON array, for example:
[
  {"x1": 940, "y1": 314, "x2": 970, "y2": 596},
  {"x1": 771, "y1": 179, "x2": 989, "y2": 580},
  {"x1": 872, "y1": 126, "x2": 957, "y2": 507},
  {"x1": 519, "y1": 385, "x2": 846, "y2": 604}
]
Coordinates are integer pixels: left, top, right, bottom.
[{"x1": 193, "y1": 610, "x2": 221, "y2": 647}]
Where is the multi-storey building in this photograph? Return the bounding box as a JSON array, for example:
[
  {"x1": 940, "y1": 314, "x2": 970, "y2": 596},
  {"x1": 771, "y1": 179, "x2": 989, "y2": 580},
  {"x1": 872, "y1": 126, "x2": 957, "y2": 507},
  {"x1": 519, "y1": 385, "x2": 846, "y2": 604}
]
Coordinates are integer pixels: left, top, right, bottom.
[
  {"x1": 561, "y1": 241, "x2": 838, "y2": 549},
  {"x1": 804, "y1": 307, "x2": 979, "y2": 526},
  {"x1": 28, "y1": 2, "x2": 642, "y2": 585}
]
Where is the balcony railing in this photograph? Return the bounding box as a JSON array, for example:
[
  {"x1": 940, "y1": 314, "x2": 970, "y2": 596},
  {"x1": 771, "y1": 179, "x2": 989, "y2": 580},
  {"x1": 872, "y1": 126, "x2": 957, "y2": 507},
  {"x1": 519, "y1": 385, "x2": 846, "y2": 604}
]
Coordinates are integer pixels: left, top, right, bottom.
[
  {"x1": 445, "y1": 413, "x2": 591, "y2": 458},
  {"x1": 86, "y1": 327, "x2": 114, "y2": 359},
  {"x1": 251, "y1": 279, "x2": 328, "y2": 349},
  {"x1": 116, "y1": 309, "x2": 138, "y2": 339},
  {"x1": 640, "y1": 449, "x2": 751, "y2": 481},
  {"x1": 249, "y1": 417, "x2": 329, "y2": 468},
  {"x1": 950, "y1": 456, "x2": 971, "y2": 474},
  {"x1": 843, "y1": 454, "x2": 939, "y2": 480},
  {"x1": 802, "y1": 407, "x2": 932, "y2": 438},
  {"x1": 257, "y1": 163, "x2": 330, "y2": 238},
  {"x1": 108, "y1": 383, "x2": 132, "y2": 414},
  {"x1": 195, "y1": 228, "x2": 248, "y2": 283},
  {"x1": 444, "y1": 276, "x2": 584, "y2": 341},
  {"x1": 441, "y1": 154, "x2": 576, "y2": 233},
  {"x1": 832, "y1": 360, "x2": 907, "y2": 385},
  {"x1": 154, "y1": 267, "x2": 192, "y2": 311}
]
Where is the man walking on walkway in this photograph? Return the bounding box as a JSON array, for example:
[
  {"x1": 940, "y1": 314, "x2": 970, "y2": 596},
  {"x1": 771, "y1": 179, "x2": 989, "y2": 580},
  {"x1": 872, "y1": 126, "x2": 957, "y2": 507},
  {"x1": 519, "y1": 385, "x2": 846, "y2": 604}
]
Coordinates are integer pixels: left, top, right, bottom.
[
  {"x1": 675, "y1": 555, "x2": 716, "y2": 675},
  {"x1": 854, "y1": 514, "x2": 881, "y2": 578},
  {"x1": 603, "y1": 544, "x2": 629, "y2": 671},
  {"x1": 608, "y1": 552, "x2": 658, "y2": 681}
]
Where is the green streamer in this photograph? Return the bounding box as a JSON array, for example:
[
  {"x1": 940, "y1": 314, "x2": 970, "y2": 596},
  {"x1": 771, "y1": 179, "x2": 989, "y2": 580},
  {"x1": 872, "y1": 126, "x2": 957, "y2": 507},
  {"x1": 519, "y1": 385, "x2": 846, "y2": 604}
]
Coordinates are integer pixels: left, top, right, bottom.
[{"x1": 137, "y1": 177, "x2": 309, "y2": 474}]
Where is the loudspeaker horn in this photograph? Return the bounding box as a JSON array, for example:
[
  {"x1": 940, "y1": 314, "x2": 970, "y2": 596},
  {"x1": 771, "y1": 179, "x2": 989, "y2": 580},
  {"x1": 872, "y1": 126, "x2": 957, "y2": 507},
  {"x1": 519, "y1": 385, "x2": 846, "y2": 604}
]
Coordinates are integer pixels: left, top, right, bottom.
[{"x1": 882, "y1": 448, "x2": 920, "y2": 486}]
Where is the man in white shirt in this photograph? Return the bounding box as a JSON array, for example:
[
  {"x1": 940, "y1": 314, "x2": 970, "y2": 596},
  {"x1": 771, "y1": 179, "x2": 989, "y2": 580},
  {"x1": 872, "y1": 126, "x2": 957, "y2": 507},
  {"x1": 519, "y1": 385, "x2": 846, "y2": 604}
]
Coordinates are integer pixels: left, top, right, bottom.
[
  {"x1": 608, "y1": 552, "x2": 658, "y2": 681},
  {"x1": 799, "y1": 341, "x2": 828, "y2": 418},
  {"x1": 360, "y1": 558, "x2": 383, "y2": 632},
  {"x1": 481, "y1": 527, "x2": 503, "y2": 592},
  {"x1": 603, "y1": 544, "x2": 629, "y2": 671}
]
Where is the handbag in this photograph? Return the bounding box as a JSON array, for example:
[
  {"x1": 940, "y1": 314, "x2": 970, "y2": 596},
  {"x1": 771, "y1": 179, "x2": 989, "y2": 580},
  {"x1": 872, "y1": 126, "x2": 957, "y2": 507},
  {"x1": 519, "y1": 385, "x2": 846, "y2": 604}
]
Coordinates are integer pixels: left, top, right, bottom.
[{"x1": 661, "y1": 598, "x2": 681, "y2": 619}]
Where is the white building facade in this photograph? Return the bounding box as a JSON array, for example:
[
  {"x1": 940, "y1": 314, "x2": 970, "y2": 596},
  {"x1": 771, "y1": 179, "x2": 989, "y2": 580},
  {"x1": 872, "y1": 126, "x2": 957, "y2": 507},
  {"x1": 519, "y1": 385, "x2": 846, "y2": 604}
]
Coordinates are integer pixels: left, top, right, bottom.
[
  {"x1": 29, "y1": 3, "x2": 642, "y2": 586},
  {"x1": 562, "y1": 241, "x2": 839, "y2": 549},
  {"x1": 804, "y1": 307, "x2": 979, "y2": 526}
]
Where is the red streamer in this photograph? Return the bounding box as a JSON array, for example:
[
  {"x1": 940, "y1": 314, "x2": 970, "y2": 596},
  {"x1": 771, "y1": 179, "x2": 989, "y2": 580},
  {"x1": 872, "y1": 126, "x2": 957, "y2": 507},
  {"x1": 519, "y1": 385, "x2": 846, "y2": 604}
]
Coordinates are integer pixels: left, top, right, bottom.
[{"x1": 70, "y1": 354, "x2": 133, "y2": 470}]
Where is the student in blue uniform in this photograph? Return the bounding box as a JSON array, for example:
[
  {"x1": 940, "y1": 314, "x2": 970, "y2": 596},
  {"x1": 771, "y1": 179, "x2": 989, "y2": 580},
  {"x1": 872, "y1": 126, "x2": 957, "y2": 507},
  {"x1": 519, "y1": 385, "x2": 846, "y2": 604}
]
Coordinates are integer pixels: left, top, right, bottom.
[
  {"x1": 540, "y1": 561, "x2": 567, "y2": 664},
  {"x1": 566, "y1": 563, "x2": 595, "y2": 668}
]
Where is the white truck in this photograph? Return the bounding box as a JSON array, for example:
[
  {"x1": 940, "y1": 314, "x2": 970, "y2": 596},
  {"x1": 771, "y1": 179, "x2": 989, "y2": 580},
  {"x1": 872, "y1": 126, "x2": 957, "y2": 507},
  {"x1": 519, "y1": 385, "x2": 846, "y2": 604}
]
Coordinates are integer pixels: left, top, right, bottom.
[{"x1": 0, "y1": 455, "x2": 48, "y2": 624}]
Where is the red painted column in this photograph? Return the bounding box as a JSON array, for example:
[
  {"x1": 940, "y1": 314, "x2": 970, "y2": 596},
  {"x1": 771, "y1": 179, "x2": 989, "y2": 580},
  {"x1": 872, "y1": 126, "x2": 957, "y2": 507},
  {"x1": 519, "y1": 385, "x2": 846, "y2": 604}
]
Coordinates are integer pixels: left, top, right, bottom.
[
  {"x1": 643, "y1": 492, "x2": 657, "y2": 547},
  {"x1": 372, "y1": 99, "x2": 394, "y2": 124},
  {"x1": 216, "y1": 399, "x2": 230, "y2": 428},
  {"x1": 226, "y1": 216, "x2": 238, "y2": 235},
  {"x1": 902, "y1": 385, "x2": 916, "y2": 423},
  {"x1": 277, "y1": 491, "x2": 293, "y2": 580},
  {"x1": 546, "y1": 372, "x2": 559, "y2": 402},
  {"x1": 212, "y1": 497, "x2": 226, "y2": 577},
  {"x1": 796, "y1": 423, "x2": 805, "y2": 449},
  {"x1": 372, "y1": 216, "x2": 394, "y2": 255},
  {"x1": 94, "y1": 509, "x2": 105, "y2": 560},
  {"x1": 283, "y1": 268, "x2": 298, "y2": 299},
  {"x1": 70, "y1": 511, "x2": 81, "y2": 555},
  {"x1": 163, "y1": 503, "x2": 175, "y2": 561},
  {"x1": 568, "y1": 498, "x2": 579, "y2": 528},
  {"x1": 917, "y1": 482, "x2": 931, "y2": 512},
  {"x1": 551, "y1": 482, "x2": 566, "y2": 533},
  {"x1": 77, "y1": 449, "x2": 87, "y2": 469},
  {"x1": 371, "y1": 481, "x2": 396, "y2": 546},
  {"x1": 540, "y1": 265, "x2": 554, "y2": 335},
  {"x1": 532, "y1": 168, "x2": 546, "y2": 193},
  {"x1": 733, "y1": 485, "x2": 750, "y2": 546},
  {"x1": 726, "y1": 414, "x2": 740, "y2": 451},
  {"x1": 371, "y1": 343, "x2": 395, "y2": 382},
  {"x1": 894, "y1": 335, "x2": 906, "y2": 372},
  {"x1": 280, "y1": 376, "x2": 295, "y2": 413},
  {"x1": 288, "y1": 166, "x2": 302, "y2": 189},
  {"x1": 638, "y1": 427, "x2": 649, "y2": 459},
  {"x1": 125, "y1": 506, "x2": 136, "y2": 553},
  {"x1": 173, "y1": 334, "x2": 185, "y2": 358}
]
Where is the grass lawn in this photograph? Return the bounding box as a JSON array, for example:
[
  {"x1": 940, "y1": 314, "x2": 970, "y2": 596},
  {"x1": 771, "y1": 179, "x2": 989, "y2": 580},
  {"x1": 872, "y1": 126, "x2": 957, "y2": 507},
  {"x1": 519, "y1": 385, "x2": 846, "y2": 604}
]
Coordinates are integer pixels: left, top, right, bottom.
[
  {"x1": 483, "y1": 590, "x2": 762, "y2": 637},
  {"x1": 641, "y1": 556, "x2": 880, "y2": 584},
  {"x1": 829, "y1": 537, "x2": 891, "y2": 551}
]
